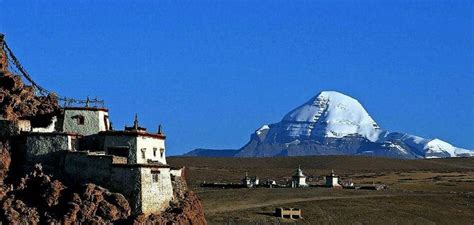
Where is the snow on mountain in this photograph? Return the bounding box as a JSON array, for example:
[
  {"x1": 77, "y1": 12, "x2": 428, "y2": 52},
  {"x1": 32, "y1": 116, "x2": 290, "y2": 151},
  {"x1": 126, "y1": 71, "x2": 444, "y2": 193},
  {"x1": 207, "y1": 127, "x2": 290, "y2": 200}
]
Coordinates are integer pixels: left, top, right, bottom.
[
  {"x1": 282, "y1": 91, "x2": 382, "y2": 141},
  {"x1": 186, "y1": 90, "x2": 473, "y2": 159},
  {"x1": 253, "y1": 91, "x2": 473, "y2": 158},
  {"x1": 424, "y1": 139, "x2": 474, "y2": 158},
  {"x1": 256, "y1": 125, "x2": 270, "y2": 135}
]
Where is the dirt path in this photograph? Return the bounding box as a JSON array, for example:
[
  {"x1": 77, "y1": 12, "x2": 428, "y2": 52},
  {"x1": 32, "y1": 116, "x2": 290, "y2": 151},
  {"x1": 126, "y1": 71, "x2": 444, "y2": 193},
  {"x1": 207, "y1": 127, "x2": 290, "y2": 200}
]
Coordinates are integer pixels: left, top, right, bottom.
[{"x1": 205, "y1": 193, "x2": 434, "y2": 214}]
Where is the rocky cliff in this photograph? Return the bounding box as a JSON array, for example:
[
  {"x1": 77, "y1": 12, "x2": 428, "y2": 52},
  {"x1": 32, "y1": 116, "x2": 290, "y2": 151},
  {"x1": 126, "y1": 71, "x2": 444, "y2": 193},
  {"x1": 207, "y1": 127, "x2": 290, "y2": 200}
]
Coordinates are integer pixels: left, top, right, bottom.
[
  {"x1": 0, "y1": 71, "x2": 60, "y2": 127},
  {"x1": 0, "y1": 136, "x2": 206, "y2": 224}
]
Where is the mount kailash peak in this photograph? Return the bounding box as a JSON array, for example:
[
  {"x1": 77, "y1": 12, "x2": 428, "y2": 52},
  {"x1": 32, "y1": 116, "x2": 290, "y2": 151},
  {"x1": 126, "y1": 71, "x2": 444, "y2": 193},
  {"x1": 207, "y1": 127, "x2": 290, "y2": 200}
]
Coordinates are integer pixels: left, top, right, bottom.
[{"x1": 186, "y1": 91, "x2": 473, "y2": 159}]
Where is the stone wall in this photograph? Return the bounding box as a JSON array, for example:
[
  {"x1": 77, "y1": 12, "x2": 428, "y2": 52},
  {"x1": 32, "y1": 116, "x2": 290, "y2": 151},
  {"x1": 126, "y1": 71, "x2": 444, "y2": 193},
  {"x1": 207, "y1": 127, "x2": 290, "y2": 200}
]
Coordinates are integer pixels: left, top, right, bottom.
[
  {"x1": 25, "y1": 133, "x2": 71, "y2": 165},
  {"x1": 63, "y1": 152, "x2": 173, "y2": 215},
  {"x1": 63, "y1": 109, "x2": 108, "y2": 136},
  {"x1": 102, "y1": 135, "x2": 136, "y2": 161},
  {"x1": 63, "y1": 152, "x2": 140, "y2": 206},
  {"x1": 139, "y1": 167, "x2": 174, "y2": 214}
]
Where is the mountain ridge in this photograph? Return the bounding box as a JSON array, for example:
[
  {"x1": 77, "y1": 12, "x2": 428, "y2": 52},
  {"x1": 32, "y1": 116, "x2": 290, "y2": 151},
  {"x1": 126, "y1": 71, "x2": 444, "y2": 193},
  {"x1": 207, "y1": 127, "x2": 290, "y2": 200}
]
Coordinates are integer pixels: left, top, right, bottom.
[{"x1": 185, "y1": 91, "x2": 473, "y2": 159}]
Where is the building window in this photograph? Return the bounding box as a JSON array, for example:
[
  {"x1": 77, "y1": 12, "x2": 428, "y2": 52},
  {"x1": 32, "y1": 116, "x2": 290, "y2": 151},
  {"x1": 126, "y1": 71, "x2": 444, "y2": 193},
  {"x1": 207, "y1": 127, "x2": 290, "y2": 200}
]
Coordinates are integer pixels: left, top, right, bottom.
[
  {"x1": 141, "y1": 148, "x2": 146, "y2": 159},
  {"x1": 152, "y1": 171, "x2": 160, "y2": 183},
  {"x1": 72, "y1": 115, "x2": 85, "y2": 125},
  {"x1": 153, "y1": 148, "x2": 158, "y2": 157},
  {"x1": 104, "y1": 115, "x2": 110, "y2": 130},
  {"x1": 160, "y1": 148, "x2": 165, "y2": 158}
]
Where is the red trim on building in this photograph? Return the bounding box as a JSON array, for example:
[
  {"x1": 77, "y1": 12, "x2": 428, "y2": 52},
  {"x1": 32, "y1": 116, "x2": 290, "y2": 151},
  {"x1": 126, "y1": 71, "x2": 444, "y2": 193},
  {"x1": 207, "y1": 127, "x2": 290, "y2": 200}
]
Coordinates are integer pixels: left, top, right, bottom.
[
  {"x1": 112, "y1": 163, "x2": 170, "y2": 168},
  {"x1": 63, "y1": 107, "x2": 109, "y2": 112},
  {"x1": 20, "y1": 132, "x2": 83, "y2": 137},
  {"x1": 99, "y1": 131, "x2": 166, "y2": 140}
]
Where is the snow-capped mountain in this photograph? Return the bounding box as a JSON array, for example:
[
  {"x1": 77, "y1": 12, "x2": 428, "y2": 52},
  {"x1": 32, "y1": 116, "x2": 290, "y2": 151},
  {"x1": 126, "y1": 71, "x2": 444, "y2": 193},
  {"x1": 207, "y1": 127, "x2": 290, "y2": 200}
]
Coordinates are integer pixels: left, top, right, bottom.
[
  {"x1": 276, "y1": 91, "x2": 382, "y2": 142},
  {"x1": 185, "y1": 91, "x2": 473, "y2": 159}
]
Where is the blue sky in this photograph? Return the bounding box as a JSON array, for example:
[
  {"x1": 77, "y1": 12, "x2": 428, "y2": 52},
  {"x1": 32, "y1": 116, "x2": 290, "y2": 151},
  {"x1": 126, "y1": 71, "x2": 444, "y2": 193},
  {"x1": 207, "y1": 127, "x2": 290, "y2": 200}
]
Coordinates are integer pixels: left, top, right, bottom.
[{"x1": 1, "y1": 0, "x2": 472, "y2": 155}]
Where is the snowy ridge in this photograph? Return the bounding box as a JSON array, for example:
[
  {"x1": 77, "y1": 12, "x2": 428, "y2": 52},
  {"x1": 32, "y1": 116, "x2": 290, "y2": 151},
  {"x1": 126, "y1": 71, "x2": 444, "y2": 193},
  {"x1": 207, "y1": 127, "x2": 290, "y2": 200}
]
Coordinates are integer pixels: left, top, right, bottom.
[
  {"x1": 186, "y1": 90, "x2": 473, "y2": 159},
  {"x1": 250, "y1": 91, "x2": 473, "y2": 158},
  {"x1": 282, "y1": 91, "x2": 382, "y2": 141},
  {"x1": 256, "y1": 125, "x2": 270, "y2": 135},
  {"x1": 424, "y1": 139, "x2": 474, "y2": 158}
]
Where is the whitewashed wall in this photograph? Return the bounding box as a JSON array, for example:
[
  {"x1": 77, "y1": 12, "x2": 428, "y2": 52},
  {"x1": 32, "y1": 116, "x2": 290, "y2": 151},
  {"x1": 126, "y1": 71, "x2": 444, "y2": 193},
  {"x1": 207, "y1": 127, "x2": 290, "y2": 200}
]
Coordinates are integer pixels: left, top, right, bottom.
[
  {"x1": 135, "y1": 136, "x2": 166, "y2": 164},
  {"x1": 139, "y1": 167, "x2": 173, "y2": 214}
]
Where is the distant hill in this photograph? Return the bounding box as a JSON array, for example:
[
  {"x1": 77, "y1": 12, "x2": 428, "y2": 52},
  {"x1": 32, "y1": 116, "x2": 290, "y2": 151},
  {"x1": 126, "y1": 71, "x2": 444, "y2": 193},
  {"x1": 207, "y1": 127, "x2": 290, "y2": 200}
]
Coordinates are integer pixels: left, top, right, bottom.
[
  {"x1": 185, "y1": 91, "x2": 473, "y2": 159},
  {"x1": 184, "y1": 149, "x2": 239, "y2": 157}
]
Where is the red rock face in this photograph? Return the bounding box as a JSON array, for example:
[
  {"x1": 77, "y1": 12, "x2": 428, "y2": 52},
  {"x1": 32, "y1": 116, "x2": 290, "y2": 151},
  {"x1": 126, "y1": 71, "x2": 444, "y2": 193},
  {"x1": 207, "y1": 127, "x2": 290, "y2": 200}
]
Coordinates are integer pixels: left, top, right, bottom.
[
  {"x1": 0, "y1": 162, "x2": 207, "y2": 224},
  {"x1": 0, "y1": 141, "x2": 10, "y2": 184},
  {"x1": 0, "y1": 164, "x2": 133, "y2": 224},
  {"x1": 0, "y1": 71, "x2": 60, "y2": 126},
  {"x1": 0, "y1": 140, "x2": 11, "y2": 201}
]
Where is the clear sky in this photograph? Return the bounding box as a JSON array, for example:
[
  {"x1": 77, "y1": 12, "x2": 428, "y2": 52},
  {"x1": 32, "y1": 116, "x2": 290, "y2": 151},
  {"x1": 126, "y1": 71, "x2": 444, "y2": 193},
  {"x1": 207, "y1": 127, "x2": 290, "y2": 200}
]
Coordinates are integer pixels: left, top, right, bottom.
[{"x1": 1, "y1": 0, "x2": 472, "y2": 155}]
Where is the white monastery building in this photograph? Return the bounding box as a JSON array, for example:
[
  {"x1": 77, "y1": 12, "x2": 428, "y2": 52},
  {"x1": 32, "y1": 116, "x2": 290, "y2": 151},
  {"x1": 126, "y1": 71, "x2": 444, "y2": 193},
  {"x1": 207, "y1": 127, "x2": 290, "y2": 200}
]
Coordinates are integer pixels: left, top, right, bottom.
[
  {"x1": 7, "y1": 105, "x2": 181, "y2": 215},
  {"x1": 325, "y1": 170, "x2": 342, "y2": 188},
  {"x1": 291, "y1": 166, "x2": 308, "y2": 188}
]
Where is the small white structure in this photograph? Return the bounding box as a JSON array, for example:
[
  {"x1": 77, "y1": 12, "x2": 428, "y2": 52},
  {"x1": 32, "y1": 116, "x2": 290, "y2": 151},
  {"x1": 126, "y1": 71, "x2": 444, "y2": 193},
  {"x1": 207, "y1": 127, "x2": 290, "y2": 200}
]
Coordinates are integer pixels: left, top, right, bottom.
[
  {"x1": 241, "y1": 172, "x2": 259, "y2": 188},
  {"x1": 251, "y1": 176, "x2": 260, "y2": 186},
  {"x1": 32, "y1": 116, "x2": 58, "y2": 133},
  {"x1": 291, "y1": 166, "x2": 308, "y2": 188},
  {"x1": 341, "y1": 179, "x2": 354, "y2": 187},
  {"x1": 100, "y1": 115, "x2": 167, "y2": 165},
  {"x1": 325, "y1": 169, "x2": 341, "y2": 188},
  {"x1": 170, "y1": 167, "x2": 184, "y2": 178},
  {"x1": 266, "y1": 180, "x2": 277, "y2": 186},
  {"x1": 242, "y1": 172, "x2": 252, "y2": 187}
]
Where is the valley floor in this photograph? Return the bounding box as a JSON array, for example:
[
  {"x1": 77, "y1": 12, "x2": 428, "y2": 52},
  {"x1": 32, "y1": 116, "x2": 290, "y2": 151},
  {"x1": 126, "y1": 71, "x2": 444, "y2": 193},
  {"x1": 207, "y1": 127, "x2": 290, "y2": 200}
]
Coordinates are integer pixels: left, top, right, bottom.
[{"x1": 168, "y1": 156, "x2": 474, "y2": 224}]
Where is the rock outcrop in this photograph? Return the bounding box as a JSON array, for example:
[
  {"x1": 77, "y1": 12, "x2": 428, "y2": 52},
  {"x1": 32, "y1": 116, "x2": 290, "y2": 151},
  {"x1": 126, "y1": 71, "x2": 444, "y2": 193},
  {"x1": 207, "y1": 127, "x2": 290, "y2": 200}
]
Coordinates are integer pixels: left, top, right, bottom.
[
  {"x1": 1, "y1": 35, "x2": 58, "y2": 124},
  {"x1": 0, "y1": 72, "x2": 59, "y2": 126},
  {"x1": 0, "y1": 162, "x2": 207, "y2": 224},
  {"x1": 0, "y1": 164, "x2": 132, "y2": 224}
]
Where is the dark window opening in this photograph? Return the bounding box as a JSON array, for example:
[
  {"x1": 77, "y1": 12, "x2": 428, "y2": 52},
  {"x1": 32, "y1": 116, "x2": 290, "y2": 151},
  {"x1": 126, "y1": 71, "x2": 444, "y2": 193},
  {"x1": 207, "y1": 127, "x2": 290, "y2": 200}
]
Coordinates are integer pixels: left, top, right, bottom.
[
  {"x1": 72, "y1": 115, "x2": 85, "y2": 125},
  {"x1": 152, "y1": 171, "x2": 160, "y2": 182},
  {"x1": 141, "y1": 148, "x2": 146, "y2": 159},
  {"x1": 104, "y1": 115, "x2": 110, "y2": 130},
  {"x1": 108, "y1": 147, "x2": 129, "y2": 157},
  {"x1": 153, "y1": 148, "x2": 158, "y2": 157},
  {"x1": 160, "y1": 148, "x2": 164, "y2": 158}
]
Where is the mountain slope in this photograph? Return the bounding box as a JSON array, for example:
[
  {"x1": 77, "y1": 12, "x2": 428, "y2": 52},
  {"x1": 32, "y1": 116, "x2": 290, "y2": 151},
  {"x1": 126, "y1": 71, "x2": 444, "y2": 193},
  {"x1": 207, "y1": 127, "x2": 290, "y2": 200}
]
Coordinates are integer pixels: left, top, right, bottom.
[
  {"x1": 185, "y1": 91, "x2": 473, "y2": 159},
  {"x1": 281, "y1": 91, "x2": 382, "y2": 141},
  {"x1": 184, "y1": 149, "x2": 240, "y2": 157}
]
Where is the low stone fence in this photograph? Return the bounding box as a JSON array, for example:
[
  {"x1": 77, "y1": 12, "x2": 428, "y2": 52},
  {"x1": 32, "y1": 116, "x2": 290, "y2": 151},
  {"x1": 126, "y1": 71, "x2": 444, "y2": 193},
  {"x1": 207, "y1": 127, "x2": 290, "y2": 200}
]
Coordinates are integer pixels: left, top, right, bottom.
[{"x1": 275, "y1": 207, "x2": 302, "y2": 219}]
